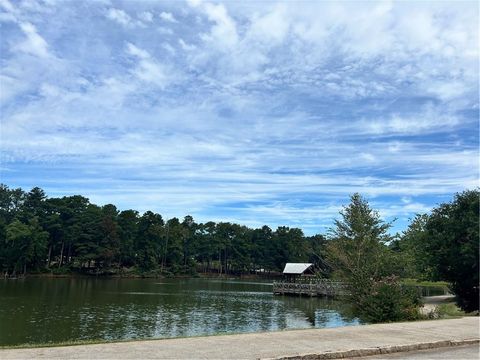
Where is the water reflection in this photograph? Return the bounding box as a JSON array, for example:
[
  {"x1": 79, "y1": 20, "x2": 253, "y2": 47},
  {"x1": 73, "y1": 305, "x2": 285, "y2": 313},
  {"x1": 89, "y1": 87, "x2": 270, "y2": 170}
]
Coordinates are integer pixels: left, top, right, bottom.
[{"x1": 0, "y1": 278, "x2": 360, "y2": 346}]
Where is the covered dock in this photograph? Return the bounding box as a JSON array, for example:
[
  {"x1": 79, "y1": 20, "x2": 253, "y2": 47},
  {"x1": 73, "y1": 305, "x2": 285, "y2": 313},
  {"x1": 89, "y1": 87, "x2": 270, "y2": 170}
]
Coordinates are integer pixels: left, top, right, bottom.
[{"x1": 273, "y1": 263, "x2": 348, "y2": 297}]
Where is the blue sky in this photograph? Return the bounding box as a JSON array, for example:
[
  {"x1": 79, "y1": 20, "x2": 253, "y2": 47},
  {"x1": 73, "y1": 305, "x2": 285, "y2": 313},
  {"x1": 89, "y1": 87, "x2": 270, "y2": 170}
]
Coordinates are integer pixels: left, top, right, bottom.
[{"x1": 0, "y1": 0, "x2": 478, "y2": 235}]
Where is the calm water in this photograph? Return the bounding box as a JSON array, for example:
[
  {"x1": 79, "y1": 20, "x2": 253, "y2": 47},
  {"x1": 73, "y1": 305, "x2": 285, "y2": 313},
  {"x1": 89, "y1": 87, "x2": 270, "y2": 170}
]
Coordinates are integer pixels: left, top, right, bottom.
[{"x1": 0, "y1": 277, "x2": 361, "y2": 346}]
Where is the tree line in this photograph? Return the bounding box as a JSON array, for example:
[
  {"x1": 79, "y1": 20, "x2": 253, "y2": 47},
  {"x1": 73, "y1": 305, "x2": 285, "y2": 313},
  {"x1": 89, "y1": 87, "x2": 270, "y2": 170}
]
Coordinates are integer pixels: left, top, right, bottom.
[
  {"x1": 1, "y1": 184, "x2": 478, "y2": 314},
  {"x1": 0, "y1": 184, "x2": 323, "y2": 277}
]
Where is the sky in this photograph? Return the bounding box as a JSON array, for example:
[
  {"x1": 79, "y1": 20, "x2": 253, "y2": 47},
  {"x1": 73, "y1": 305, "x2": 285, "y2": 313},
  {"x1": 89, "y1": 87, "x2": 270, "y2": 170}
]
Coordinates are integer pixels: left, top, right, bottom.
[{"x1": 0, "y1": 0, "x2": 478, "y2": 235}]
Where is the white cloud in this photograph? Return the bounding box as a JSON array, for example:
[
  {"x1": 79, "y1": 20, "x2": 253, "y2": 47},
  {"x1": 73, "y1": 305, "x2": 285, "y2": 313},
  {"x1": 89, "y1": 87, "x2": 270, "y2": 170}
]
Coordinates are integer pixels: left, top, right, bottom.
[
  {"x1": 246, "y1": 4, "x2": 289, "y2": 45},
  {"x1": 157, "y1": 26, "x2": 173, "y2": 35},
  {"x1": 139, "y1": 11, "x2": 153, "y2": 22},
  {"x1": 199, "y1": 2, "x2": 238, "y2": 49},
  {"x1": 0, "y1": 12, "x2": 16, "y2": 22},
  {"x1": 0, "y1": 0, "x2": 15, "y2": 13},
  {"x1": 162, "y1": 42, "x2": 175, "y2": 55},
  {"x1": 364, "y1": 105, "x2": 461, "y2": 136},
  {"x1": 427, "y1": 81, "x2": 467, "y2": 101},
  {"x1": 179, "y1": 38, "x2": 195, "y2": 51},
  {"x1": 159, "y1": 11, "x2": 177, "y2": 23},
  {"x1": 13, "y1": 22, "x2": 50, "y2": 57},
  {"x1": 125, "y1": 42, "x2": 169, "y2": 88},
  {"x1": 106, "y1": 8, "x2": 132, "y2": 27},
  {"x1": 126, "y1": 42, "x2": 149, "y2": 59},
  {"x1": 0, "y1": 74, "x2": 26, "y2": 102}
]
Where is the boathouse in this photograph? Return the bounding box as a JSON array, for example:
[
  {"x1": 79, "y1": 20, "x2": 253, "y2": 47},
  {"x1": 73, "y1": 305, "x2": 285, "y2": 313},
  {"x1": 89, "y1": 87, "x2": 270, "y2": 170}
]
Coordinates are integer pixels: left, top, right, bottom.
[
  {"x1": 274, "y1": 263, "x2": 349, "y2": 297},
  {"x1": 282, "y1": 263, "x2": 314, "y2": 282}
]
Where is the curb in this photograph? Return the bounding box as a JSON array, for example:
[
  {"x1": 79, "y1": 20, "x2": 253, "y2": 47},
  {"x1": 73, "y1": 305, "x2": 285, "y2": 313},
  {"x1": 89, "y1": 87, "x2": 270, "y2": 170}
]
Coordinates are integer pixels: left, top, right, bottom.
[{"x1": 271, "y1": 338, "x2": 480, "y2": 359}]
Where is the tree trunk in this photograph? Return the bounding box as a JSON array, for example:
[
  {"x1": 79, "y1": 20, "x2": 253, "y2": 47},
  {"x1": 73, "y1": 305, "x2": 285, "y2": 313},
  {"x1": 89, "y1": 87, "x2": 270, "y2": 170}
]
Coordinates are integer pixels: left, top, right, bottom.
[
  {"x1": 224, "y1": 248, "x2": 228, "y2": 275},
  {"x1": 218, "y1": 250, "x2": 222, "y2": 275},
  {"x1": 59, "y1": 241, "x2": 64, "y2": 267},
  {"x1": 47, "y1": 245, "x2": 52, "y2": 268}
]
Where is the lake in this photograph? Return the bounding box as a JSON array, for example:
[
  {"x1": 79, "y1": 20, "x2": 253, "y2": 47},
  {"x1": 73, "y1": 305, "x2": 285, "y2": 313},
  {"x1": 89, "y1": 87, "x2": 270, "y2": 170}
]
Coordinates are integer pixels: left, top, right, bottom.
[{"x1": 0, "y1": 277, "x2": 361, "y2": 346}]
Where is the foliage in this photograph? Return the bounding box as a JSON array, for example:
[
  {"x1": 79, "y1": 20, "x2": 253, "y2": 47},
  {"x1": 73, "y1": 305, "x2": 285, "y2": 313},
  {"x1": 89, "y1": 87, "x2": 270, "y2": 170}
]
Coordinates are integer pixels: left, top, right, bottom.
[
  {"x1": 434, "y1": 303, "x2": 465, "y2": 318},
  {"x1": 423, "y1": 190, "x2": 479, "y2": 312},
  {"x1": 354, "y1": 276, "x2": 422, "y2": 323},
  {"x1": 400, "y1": 279, "x2": 449, "y2": 287},
  {"x1": 326, "y1": 193, "x2": 422, "y2": 323},
  {"x1": 394, "y1": 190, "x2": 479, "y2": 312},
  {"x1": 0, "y1": 184, "x2": 317, "y2": 277},
  {"x1": 390, "y1": 214, "x2": 433, "y2": 279}
]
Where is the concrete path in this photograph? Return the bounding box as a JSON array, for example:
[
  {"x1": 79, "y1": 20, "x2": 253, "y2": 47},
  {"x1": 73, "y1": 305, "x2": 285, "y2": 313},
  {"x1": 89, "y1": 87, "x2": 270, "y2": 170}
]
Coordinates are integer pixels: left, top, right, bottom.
[{"x1": 1, "y1": 318, "x2": 478, "y2": 360}]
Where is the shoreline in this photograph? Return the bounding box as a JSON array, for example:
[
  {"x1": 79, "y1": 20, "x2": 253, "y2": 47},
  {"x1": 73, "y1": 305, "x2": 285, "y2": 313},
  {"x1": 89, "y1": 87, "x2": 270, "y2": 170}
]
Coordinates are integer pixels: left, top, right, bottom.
[{"x1": 2, "y1": 270, "x2": 284, "y2": 281}]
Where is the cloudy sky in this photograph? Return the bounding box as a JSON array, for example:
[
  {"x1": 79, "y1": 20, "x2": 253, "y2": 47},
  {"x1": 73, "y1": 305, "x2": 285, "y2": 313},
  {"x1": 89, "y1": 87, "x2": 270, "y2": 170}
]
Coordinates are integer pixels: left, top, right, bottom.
[{"x1": 0, "y1": 0, "x2": 478, "y2": 234}]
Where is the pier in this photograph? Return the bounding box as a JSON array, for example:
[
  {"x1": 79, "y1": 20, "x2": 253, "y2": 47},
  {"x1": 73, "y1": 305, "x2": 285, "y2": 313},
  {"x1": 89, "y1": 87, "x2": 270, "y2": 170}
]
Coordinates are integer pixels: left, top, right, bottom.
[{"x1": 272, "y1": 279, "x2": 349, "y2": 297}]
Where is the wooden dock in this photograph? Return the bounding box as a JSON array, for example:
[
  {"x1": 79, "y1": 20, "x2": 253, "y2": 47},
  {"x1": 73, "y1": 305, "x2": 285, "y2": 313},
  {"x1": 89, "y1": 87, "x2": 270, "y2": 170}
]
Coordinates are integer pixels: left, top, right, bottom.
[{"x1": 273, "y1": 279, "x2": 349, "y2": 297}]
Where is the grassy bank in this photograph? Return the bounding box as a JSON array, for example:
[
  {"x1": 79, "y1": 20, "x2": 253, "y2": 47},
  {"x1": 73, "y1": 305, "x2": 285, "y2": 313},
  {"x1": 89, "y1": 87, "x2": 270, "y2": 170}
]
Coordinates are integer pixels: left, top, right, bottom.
[{"x1": 401, "y1": 279, "x2": 449, "y2": 287}]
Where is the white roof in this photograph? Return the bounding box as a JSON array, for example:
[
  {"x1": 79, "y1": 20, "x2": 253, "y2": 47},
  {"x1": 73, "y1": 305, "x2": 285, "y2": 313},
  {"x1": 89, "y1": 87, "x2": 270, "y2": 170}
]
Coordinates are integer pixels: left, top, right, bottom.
[{"x1": 282, "y1": 263, "x2": 313, "y2": 274}]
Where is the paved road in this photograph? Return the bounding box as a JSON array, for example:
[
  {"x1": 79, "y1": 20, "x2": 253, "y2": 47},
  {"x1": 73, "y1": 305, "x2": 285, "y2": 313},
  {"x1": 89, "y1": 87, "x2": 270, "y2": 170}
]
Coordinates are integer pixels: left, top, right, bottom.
[
  {"x1": 353, "y1": 344, "x2": 479, "y2": 359},
  {"x1": 1, "y1": 317, "x2": 478, "y2": 359}
]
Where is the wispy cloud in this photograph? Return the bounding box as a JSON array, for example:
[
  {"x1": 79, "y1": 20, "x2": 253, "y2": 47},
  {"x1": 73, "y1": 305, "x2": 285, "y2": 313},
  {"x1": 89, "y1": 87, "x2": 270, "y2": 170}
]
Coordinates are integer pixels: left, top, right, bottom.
[
  {"x1": 159, "y1": 11, "x2": 177, "y2": 23},
  {"x1": 106, "y1": 8, "x2": 133, "y2": 27},
  {"x1": 0, "y1": 0, "x2": 478, "y2": 234}
]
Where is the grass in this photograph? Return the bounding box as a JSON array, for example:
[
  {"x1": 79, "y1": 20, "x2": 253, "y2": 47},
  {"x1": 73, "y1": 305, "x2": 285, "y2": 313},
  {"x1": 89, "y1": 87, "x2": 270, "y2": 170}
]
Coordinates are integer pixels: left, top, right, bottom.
[
  {"x1": 434, "y1": 303, "x2": 465, "y2": 318},
  {"x1": 401, "y1": 278, "x2": 449, "y2": 287},
  {"x1": 0, "y1": 339, "x2": 112, "y2": 349}
]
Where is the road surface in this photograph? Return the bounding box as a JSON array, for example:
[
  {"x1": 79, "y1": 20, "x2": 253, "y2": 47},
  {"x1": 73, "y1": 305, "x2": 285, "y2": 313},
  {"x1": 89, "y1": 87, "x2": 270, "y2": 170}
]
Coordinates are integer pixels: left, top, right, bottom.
[{"x1": 354, "y1": 344, "x2": 479, "y2": 359}]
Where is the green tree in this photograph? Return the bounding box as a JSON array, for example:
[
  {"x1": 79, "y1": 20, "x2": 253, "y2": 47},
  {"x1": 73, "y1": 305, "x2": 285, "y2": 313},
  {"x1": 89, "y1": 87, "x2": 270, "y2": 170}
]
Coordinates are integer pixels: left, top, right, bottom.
[
  {"x1": 228, "y1": 224, "x2": 252, "y2": 273},
  {"x1": 5, "y1": 218, "x2": 48, "y2": 275},
  {"x1": 164, "y1": 218, "x2": 185, "y2": 273},
  {"x1": 181, "y1": 215, "x2": 198, "y2": 273},
  {"x1": 306, "y1": 234, "x2": 329, "y2": 276},
  {"x1": 58, "y1": 195, "x2": 90, "y2": 267},
  {"x1": 391, "y1": 214, "x2": 432, "y2": 280},
  {"x1": 74, "y1": 204, "x2": 102, "y2": 270},
  {"x1": 273, "y1": 227, "x2": 307, "y2": 271},
  {"x1": 98, "y1": 204, "x2": 120, "y2": 268},
  {"x1": 251, "y1": 225, "x2": 274, "y2": 272},
  {"x1": 5, "y1": 219, "x2": 31, "y2": 275},
  {"x1": 0, "y1": 185, "x2": 25, "y2": 223},
  {"x1": 326, "y1": 193, "x2": 420, "y2": 322},
  {"x1": 136, "y1": 211, "x2": 163, "y2": 271},
  {"x1": 22, "y1": 187, "x2": 47, "y2": 221},
  {"x1": 194, "y1": 221, "x2": 217, "y2": 273},
  {"x1": 424, "y1": 190, "x2": 479, "y2": 312},
  {"x1": 118, "y1": 210, "x2": 139, "y2": 267}
]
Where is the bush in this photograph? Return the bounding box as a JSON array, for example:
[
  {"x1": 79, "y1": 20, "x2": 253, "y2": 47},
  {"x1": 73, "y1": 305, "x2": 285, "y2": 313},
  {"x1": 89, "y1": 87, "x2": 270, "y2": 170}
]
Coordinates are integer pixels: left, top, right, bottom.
[
  {"x1": 50, "y1": 266, "x2": 72, "y2": 275},
  {"x1": 434, "y1": 303, "x2": 465, "y2": 318},
  {"x1": 351, "y1": 276, "x2": 422, "y2": 323}
]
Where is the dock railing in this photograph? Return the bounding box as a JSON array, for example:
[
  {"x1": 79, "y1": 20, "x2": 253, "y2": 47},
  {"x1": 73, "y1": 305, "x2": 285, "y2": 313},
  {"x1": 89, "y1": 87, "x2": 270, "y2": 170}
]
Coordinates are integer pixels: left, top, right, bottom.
[{"x1": 273, "y1": 279, "x2": 349, "y2": 297}]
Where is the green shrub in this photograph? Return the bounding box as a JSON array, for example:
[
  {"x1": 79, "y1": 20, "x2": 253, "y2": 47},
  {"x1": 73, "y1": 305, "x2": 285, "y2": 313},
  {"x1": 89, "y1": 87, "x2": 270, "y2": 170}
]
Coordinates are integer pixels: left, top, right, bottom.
[
  {"x1": 50, "y1": 266, "x2": 71, "y2": 275},
  {"x1": 435, "y1": 303, "x2": 465, "y2": 318},
  {"x1": 352, "y1": 276, "x2": 422, "y2": 323}
]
